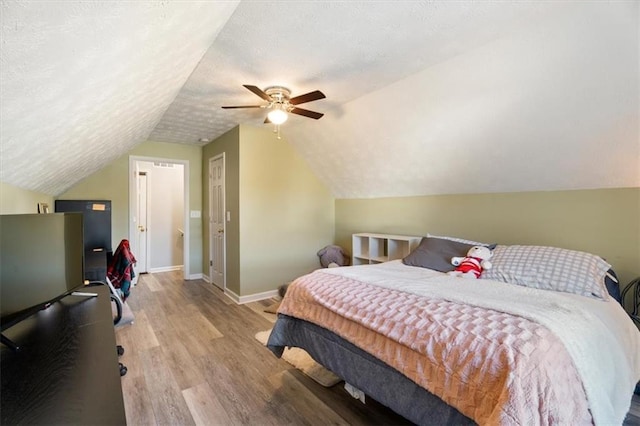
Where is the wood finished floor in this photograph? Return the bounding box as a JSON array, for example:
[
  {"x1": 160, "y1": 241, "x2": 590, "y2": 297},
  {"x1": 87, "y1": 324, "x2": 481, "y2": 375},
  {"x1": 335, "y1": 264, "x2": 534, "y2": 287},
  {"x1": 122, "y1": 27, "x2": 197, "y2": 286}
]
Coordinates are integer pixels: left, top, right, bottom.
[
  {"x1": 117, "y1": 271, "x2": 640, "y2": 426},
  {"x1": 116, "y1": 271, "x2": 410, "y2": 425}
]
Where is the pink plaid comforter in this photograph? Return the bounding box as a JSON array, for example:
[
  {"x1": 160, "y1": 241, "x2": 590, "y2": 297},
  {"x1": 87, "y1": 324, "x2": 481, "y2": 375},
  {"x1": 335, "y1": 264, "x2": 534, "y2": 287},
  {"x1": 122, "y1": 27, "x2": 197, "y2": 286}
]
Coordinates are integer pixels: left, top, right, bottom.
[{"x1": 278, "y1": 270, "x2": 592, "y2": 425}]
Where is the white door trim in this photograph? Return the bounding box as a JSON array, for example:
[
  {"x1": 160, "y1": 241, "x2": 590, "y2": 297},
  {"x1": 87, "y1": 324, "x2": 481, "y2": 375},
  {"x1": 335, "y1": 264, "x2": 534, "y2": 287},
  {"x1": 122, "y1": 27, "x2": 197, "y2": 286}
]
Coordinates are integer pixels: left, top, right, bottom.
[
  {"x1": 209, "y1": 153, "x2": 226, "y2": 290},
  {"x1": 129, "y1": 155, "x2": 190, "y2": 280},
  {"x1": 137, "y1": 170, "x2": 150, "y2": 273}
]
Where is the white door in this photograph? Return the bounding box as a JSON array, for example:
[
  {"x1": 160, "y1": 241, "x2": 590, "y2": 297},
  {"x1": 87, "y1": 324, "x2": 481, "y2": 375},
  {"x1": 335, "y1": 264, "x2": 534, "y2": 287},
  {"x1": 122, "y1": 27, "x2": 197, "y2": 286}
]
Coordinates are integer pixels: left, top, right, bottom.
[
  {"x1": 137, "y1": 171, "x2": 149, "y2": 273},
  {"x1": 209, "y1": 156, "x2": 225, "y2": 289}
]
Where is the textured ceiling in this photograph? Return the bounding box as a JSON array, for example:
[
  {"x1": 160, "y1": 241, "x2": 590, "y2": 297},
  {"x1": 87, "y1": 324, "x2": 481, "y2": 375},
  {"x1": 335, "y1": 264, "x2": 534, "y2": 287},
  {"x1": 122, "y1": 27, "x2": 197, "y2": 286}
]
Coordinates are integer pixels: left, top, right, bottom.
[
  {"x1": 0, "y1": 1, "x2": 239, "y2": 195},
  {"x1": 1, "y1": 1, "x2": 638, "y2": 197},
  {"x1": 149, "y1": 1, "x2": 561, "y2": 145}
]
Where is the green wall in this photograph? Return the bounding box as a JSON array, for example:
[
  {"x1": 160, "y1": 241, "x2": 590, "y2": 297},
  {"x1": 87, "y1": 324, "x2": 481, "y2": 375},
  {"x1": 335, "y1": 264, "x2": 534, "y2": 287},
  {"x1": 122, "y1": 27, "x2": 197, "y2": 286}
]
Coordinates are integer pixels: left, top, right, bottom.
[
  {"x1": 5, "y1": 152, "x2": 637, "y2": 299},
  {"x1": 238, "y1": 125, "x2": 334, "y2": 295},
  {"x1": 336, "y1": 188, "x2": 640, "y2": 286},
  {"x1": 59, "y1": 140, "x2": 203, "y2": 275},
  {"x1": 0, "y1": 182, "x2": 54, "y2": 214},
  {"x1": 202, "y1": 125, "x2": 335, "y2": 297}
]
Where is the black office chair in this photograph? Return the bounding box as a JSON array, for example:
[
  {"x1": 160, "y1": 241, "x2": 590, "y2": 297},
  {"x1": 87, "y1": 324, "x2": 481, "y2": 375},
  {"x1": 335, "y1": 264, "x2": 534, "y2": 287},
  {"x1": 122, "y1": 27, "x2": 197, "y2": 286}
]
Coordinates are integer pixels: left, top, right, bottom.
[{"x1": 86, "y1": 280, "x2": 127, "y2": 377}]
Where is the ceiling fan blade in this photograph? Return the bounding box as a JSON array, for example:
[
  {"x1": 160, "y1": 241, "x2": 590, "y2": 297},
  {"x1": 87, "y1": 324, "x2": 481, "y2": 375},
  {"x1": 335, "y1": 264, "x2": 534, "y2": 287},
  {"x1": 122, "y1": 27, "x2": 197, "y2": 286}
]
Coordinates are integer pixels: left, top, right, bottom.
[
  {"x1": 289, "y1": 90, "x2": 326, "y2": 105},
  {"x1": 290, "y1": 107, "x2": 324, "y2": 120},
  {"x1": 221, "y1": 105, "x2": 263, "y2": 109},
  {"x1": 243, "y1": 84, "x2": 272, "y2": 101}
]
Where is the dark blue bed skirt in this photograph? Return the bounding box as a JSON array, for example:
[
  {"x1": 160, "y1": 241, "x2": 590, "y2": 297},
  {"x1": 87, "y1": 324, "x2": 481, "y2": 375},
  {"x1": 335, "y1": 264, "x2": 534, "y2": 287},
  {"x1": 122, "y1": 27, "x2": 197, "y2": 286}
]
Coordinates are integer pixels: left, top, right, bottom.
[{"x1": 267, "y1": 314, "x2": 475, "y2": 426}]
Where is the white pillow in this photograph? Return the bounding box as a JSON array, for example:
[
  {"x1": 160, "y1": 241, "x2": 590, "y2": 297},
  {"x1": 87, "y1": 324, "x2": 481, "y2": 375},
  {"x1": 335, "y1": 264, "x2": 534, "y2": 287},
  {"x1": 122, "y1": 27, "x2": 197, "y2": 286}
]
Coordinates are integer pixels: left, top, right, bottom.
[{"x1": 481, "y1": 245, "x2": 611, "y2": 299}]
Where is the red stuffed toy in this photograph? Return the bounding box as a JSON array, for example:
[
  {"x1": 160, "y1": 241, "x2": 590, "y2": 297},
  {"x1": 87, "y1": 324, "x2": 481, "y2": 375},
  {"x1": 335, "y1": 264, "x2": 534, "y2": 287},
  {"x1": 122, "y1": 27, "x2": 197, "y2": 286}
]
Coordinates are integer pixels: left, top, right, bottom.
[{"x1": 447, "y1": 245, "x2": 493, "y2": 279}]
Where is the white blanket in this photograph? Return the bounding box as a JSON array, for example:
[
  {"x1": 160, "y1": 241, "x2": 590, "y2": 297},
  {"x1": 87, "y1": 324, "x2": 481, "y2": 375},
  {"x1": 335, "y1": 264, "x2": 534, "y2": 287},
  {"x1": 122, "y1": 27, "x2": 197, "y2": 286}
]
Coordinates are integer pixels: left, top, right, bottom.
[{"x1": 323, "y1": 260, "x2": 640, "y2": 426}]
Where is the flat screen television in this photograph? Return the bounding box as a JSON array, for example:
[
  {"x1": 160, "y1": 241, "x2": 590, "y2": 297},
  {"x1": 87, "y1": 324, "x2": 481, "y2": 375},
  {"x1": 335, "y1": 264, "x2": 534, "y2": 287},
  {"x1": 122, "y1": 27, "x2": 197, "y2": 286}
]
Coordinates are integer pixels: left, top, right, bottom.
[{"x1": 0, "y1": 213, "x2": 85, "y2": 350}]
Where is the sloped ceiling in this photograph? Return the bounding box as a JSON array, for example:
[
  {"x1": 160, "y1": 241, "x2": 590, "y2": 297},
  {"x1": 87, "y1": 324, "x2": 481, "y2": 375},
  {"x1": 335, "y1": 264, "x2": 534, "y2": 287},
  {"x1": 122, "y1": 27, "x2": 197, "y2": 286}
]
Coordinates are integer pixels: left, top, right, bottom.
[{"x1": 1, "y1": 1, "x2": 638, "y2": 198}]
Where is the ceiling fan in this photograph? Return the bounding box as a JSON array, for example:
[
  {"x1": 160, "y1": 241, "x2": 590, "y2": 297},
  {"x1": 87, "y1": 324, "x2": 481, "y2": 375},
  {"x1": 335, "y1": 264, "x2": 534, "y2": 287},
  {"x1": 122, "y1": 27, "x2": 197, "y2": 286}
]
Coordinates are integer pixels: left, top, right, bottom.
[{"x1": 222, "y1": 85, "x2": 326, "y2": 132}]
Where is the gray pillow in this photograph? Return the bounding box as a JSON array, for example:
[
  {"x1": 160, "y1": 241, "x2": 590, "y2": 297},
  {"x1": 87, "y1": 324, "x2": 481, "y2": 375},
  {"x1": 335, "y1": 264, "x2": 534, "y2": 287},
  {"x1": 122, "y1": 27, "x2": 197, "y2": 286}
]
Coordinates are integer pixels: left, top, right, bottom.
[{"x1": 402, "y1": 237, "x2": 475, "y2": 272}]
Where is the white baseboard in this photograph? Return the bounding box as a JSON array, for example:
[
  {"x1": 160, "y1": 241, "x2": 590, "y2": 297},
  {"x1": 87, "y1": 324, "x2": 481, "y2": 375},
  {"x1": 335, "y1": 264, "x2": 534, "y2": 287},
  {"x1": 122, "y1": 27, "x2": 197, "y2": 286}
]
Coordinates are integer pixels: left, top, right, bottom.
[
  {"x1": 201, "y1": 274, "x2": 210, "y2": 283},
  {"x1": 148, "y1": 265, "x2": 183, "y2": 273},
  {"x1": 187, "y1": 273, "x2": 204, "y2": 280},
  {"x1": 224, "y1": 289, "x2": 240, "y2": 303},
  {"x1": 224, "y1": 288, "x2": 279, "y2": 305}
]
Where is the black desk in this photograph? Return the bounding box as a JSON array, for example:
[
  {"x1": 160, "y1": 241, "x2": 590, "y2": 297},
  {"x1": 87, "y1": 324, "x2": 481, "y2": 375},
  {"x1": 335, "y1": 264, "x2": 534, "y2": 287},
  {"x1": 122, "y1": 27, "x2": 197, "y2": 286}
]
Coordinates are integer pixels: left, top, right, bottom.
[{"x1": 1, "y1": 286, "x2": 126, "y2": 425}]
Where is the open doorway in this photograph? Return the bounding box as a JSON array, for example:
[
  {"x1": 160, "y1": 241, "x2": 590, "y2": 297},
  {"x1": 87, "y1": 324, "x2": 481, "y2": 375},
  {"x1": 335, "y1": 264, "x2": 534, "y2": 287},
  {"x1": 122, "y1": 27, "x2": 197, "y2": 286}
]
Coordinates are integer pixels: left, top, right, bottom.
[{"x1": 129, "y1": 156, "x2": 190, "y2": 280}]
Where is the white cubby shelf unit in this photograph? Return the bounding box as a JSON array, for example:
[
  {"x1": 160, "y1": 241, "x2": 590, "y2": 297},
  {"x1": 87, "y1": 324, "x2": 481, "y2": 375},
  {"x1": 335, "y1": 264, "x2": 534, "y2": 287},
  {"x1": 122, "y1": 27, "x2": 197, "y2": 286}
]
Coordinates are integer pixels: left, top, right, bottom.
[{"x1": 352, "y1": 233, "x2": 421, "y2": 265}]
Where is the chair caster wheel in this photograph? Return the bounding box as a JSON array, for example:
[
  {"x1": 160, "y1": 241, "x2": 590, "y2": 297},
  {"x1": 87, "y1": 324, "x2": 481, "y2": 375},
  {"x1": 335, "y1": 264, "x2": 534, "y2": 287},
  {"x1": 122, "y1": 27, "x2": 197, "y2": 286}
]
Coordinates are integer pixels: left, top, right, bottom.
[
  {"x1": 119, "y1": 362, "x2": 127, "y2": 377},
  {"x1": 117, "y1": 345, "x2": 124, "y2": 356}
]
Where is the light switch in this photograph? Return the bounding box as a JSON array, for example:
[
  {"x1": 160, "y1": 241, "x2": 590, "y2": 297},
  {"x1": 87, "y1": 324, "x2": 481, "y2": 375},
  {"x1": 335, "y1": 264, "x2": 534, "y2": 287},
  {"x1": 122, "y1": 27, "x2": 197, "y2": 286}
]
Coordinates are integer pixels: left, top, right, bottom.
[
  {"x1": 226, "y1": 211, "x2": 231, "y2": 222},
  {"x1": 190, "y1": 210, "x2": 201, "y2": 218}
]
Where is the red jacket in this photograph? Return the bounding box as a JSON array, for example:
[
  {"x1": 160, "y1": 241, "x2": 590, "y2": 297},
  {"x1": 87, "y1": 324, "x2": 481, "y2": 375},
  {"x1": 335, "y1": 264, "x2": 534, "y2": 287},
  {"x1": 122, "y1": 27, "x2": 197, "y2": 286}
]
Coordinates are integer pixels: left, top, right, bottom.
[{"x1": 107, "y1": 239, "x2": 137, "y2": 300}]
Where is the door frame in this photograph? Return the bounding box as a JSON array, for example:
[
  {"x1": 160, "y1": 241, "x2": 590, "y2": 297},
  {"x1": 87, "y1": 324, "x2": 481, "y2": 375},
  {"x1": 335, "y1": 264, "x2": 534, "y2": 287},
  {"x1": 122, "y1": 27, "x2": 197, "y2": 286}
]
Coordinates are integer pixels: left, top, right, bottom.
[
  {"x1": 129, "y1": 155, "x2": 190, "y2": 280},
  {"x1": 208, "y1": 153, "x2": 226, "y2": 290},
  {"x1": 137, "y1": 170, "x2": 150, "y2": 273}
]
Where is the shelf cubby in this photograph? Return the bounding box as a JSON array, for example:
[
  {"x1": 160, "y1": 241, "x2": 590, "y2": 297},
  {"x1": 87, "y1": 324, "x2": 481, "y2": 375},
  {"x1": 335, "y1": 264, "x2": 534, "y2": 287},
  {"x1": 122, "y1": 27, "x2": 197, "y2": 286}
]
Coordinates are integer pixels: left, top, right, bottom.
[{"x1": 351, "y1": 233, "x2": 421, "y2": 265}]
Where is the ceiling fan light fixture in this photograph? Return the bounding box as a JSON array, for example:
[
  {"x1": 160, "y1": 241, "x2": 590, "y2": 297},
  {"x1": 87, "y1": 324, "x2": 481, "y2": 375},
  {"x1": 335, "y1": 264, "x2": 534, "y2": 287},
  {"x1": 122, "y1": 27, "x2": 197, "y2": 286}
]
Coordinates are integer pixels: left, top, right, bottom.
[
  {"x1": 267, "y1": 108, "x2": 288, "y2": 125},
  {"x1": 222, "y1": 85, "x2": 325, "y2": 130}
]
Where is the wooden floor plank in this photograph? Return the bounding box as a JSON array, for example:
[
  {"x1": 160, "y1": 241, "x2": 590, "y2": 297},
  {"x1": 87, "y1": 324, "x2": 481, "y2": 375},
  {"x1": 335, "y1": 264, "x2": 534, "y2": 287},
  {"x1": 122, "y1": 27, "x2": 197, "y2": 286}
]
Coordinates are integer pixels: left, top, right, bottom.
[
  {"x1": 143, "y1": 273, "x2": 164, "y2": 292},
  {"x1": 267, "y1": 370, "x2": 349, "y2": 425},
  {"x1": 139, "y1": 345, "x2": 195, "y2": 426},
  {"x1": 192, "y1": 348, "x2": 267, "y2": 425},
  {"x1": 183, "y1": 382, "x2": 235, "y2": 426},
  {"x1": 120, "y1": 373, "x2": 158, "y2": 426},
  {"x1": 116, "y1": 271, "x2": 640, "y2": 426},
  {"x1": 155, "y1": 327, "x2": 206, "y2": 391},
  {"x1": 123, "y1": 309, "x2": 159, "y2": 351},
  {"x1": 168, "y1": 309, "x2": 224, "y2": 341}
]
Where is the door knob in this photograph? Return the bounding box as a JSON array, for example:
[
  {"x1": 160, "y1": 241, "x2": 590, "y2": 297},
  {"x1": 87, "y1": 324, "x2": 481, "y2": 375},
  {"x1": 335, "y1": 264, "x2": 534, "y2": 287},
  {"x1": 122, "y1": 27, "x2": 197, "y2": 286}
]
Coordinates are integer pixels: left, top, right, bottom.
[
  {"x1": 138, "y1": 225, "x2": 146, "y2": 232},
  {"x1": 218, "y1": 229, "x2": 224, "y2": 234}
]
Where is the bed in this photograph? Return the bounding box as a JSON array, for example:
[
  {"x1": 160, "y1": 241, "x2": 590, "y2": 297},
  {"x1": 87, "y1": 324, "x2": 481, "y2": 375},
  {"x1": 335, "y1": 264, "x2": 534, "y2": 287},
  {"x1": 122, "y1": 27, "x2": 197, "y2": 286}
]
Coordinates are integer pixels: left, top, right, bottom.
[{"x1": 267, "y1": 236, "x2": 640, "y2": 425}]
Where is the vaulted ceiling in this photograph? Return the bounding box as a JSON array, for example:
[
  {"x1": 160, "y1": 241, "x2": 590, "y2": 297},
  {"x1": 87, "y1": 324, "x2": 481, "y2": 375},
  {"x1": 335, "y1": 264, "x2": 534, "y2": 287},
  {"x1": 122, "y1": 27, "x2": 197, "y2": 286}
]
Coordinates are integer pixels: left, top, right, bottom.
[{"x1": 1, "y1": 1, "x2": 638, "y2": 198}]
